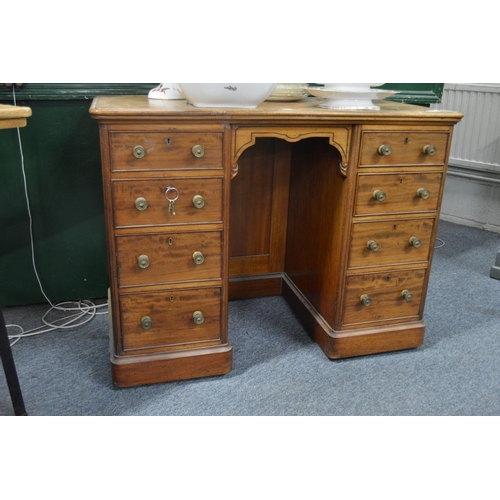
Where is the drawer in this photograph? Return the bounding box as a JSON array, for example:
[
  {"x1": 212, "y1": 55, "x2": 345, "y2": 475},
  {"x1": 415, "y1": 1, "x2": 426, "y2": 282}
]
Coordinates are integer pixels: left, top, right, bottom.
[
  {"x1": 360, "y1": 131, "x2": 449, "y2": 166},
  {"x1": 343, "y1": 270, "x2": 426, "y2": 326},
  {"x1": 112, "y1": 177, "x2": 223, "y2": 228},
  {"x1": 120, "y1": 287, "x2": 222, "y2": 351},
  {"x1": 355, "y1": 172, "x2": 443, "y2": 215},
  {"x1": 349, "y1": 218, "x2": 435, "y2": 269},
  {"x1": 109, "y1": 131, "x2": 223, "y2": 171},
  {"x1": 116, "y1": 231, "x2": 222, "y2": 287}
]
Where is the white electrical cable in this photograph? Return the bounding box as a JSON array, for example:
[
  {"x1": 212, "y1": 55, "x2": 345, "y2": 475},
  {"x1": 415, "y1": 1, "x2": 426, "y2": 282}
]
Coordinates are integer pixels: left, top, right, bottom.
[
  {"x1": 7, "y1": 305, "x2": 97, "y2": 347},
  {"x1": 435, "y1": 238, "x2": 446, "y2": 249},
  {"x1": 6, "y1": 86, "x2": 108, "y2": 346}
]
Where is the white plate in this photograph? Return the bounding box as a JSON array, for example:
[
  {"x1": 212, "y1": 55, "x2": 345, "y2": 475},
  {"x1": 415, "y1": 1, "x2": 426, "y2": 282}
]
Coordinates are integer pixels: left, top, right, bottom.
[
  {"x1": 307, "y1": 87, "x2": 396, "y2": 109},
  {"x1": 321, "y1": 83, "x2": 384, "y2": 91},
  {"x1": 266, "y1": 93, "x2": 308, "y2": 102}
]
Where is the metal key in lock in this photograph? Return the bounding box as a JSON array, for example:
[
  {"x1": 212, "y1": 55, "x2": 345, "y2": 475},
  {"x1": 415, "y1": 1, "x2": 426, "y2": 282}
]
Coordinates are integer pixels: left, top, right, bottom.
[
  {"x1": 168, "y1": 200, "x2": 176, "y2": 215},
  {"x1": 165, "y1": 185, "x2": 179, "y2": 216}
]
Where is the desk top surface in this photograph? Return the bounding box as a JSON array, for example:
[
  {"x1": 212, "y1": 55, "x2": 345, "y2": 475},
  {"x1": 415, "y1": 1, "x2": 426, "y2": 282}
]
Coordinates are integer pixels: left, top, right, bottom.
[
  {"x1": 90, "y1": 95, "x2": 463, "y2": 125},
  {"x1": 0, "y1": 103, "x2": 32, "y2": 120},
  {"x1": 0, "y1": 103, "x2": 32, "y2": 130}
]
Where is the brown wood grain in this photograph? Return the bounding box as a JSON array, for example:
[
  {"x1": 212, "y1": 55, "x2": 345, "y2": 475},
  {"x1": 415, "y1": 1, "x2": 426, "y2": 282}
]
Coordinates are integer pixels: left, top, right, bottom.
[
  {"x1": 348, "y1": 218, "x2": 435, "y2": 269},
  {"x1": 355, "y1": 172, "x2": 443, "y2": 215},
  {"x1": 343, "y1": 269, "x2": 426, "y2": 326},
  {"x1": 284, "y1": 137, "x2": 349, "y2": 326},
  {"x1": 109, "y1": 131, "x2": 223, "y2": 171},
  {"x1": 112, "y1": 177, "x2": 223, "y2": 228},
  {"x1": 116, "y1": 231, "x2": 222, "y2": 287},
  {"x1": 229, "y1": 138, "x2": 291, "y2": 276},
  {"x1": 360, "y1": 131, "x2": 449, "y2": 166},
  {"x1": 120, "y1": 287, "x2": 222, "y2": 351}
]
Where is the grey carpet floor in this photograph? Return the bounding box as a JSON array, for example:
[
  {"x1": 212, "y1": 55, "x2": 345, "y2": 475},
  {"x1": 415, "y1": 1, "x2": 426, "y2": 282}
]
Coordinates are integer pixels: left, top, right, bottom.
[{"x1": 1, "y1": 220, "x2": 499, "y2": 416}]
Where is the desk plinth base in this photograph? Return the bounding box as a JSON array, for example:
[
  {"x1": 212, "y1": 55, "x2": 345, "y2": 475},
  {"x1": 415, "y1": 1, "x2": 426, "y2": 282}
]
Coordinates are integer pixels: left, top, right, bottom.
[
  {"x1": 110, "y1": 346, "x2": 233, "y2": 388},
  {"x1": 282, "y1": 279, "x2": 425, "y2": 359}
]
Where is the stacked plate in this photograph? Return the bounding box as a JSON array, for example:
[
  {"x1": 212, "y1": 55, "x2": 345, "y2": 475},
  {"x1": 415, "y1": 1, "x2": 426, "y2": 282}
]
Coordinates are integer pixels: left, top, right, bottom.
[
  {"x1": 321, "y1": 83, "x2": 385, "y2": 91},
  {"x1": 266, "y1": 83, "x2": 308, "y2": 102},
  {"x1": 307, "y1": 83, "x2": 396, "y2": 110}
]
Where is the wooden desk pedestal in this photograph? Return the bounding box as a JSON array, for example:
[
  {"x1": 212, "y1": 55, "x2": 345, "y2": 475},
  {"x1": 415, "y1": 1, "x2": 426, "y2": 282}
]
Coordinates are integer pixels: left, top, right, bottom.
[{"x1": 91, "y1": 97, "x2": 462, "y2": 387}]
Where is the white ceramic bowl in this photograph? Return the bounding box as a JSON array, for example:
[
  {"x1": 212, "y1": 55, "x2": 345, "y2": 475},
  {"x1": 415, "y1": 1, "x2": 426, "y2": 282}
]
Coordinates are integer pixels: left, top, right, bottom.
[
  {"x1": 177, "y1": 83, "x2": 277, "y2": 108},
  {"x1": 148, "y1": 83, "x2": 184, "y2": 100}
]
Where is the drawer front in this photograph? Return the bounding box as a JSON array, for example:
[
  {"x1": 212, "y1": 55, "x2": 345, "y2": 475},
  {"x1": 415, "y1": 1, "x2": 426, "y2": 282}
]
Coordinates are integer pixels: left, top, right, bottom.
[
  {"x1": 349, "y1": 218, "x2": 435, "y2": 268},
  {"x1": 116, "y1": 231, "x2": 222, "y2": 287},
  {"x1": 355, "y1": 172, "x2": 443, "y2": 215},
  {"x1": 120, "y1": 287, "x2": 222, "y2": 351},
  {"x1": 360, "y1": 131, "x2": 449, "y2": 166},
  {"x1": 112, "y1": 177, "x2": 223, "y2": 228},
  {"x1": 343, "y1": 270, "x2": 425, "y2": 326},
  {"x1": 109, "y1": 131, "x2": 223, "y2": 170}
]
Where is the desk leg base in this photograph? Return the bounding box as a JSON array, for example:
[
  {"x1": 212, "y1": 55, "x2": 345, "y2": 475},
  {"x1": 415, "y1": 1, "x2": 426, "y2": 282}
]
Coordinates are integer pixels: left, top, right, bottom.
[
  {"x1": 283, "y1": 279, "x2": 425, "y2": 359},
  {"x1": 110, "y1": 346, "x2": 233, "y2": 388},
  {"x1": 314, "y1": 324, "x2": 425, "y2": 359}
]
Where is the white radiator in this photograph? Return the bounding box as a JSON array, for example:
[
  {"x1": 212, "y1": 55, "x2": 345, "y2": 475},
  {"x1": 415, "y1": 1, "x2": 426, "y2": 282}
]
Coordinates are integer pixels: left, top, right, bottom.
[
  {"x1": 435, "y1": 83, "x2": 500, "y2": 173},
  {"x1": 434, "y1": 83, "x2": 500, "y2": 233}
]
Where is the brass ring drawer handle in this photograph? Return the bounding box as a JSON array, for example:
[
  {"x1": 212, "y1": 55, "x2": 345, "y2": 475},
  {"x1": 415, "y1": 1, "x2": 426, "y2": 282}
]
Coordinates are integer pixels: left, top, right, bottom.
[
  {"x1": 360, "y1": 294, "x2": 372, "y2": 307},
  {"x1": 401, "y1": 289, "x2": 414, "y2": 302},
  {"x1": 409, "y1": 236, "x2": 422, "y2": 248},
  {"x1": 137, "y1": 254, "x2": 150, "y2": 269},
  {"x1": 192, "y1": 145, "x2": 205, "y2": 158},
  {"x1": 141, "y1": 316, "x2": 153, "y2": 330},
  {"x1": 367, "y1": 240, "x2": 380, "y2": 252},
  {"x1": 193, "y1": 311, "x2": 205, "y2": 325},
  {"x1": 192, "y1": 251, "x2": 205, "y2": 265},
  {"x1": 133, "y1": 145, "x2": 146, "y2": 159},
  {"x1": 423, "y1": 144, "x2": 437, "y2": 156},
  {"x1": 378, "y1": 144, "x2": 392, "y2": 156},
  {"x1": 373, "y1": 190, "x2": 386, "y2": 202},
  {"x1": 417, "y1": 188, "x2": 430, "y2": 200}
]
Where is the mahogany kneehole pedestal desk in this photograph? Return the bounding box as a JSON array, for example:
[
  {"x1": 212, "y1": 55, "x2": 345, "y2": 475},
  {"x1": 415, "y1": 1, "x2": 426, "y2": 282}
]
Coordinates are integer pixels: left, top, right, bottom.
[{"x1": 90, "y1": 96, "x2": 462, "y2": 388}]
